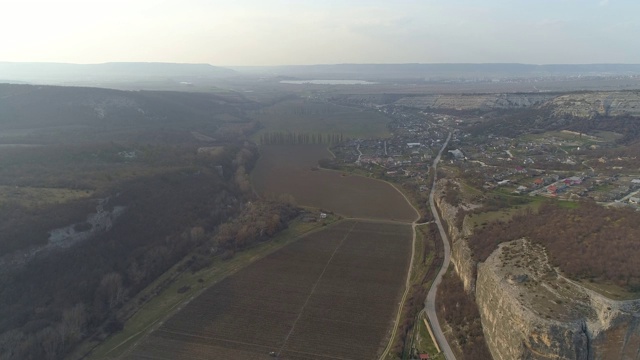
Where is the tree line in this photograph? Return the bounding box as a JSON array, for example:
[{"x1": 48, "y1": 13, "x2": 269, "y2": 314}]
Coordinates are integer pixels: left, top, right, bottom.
[
  {"x1": 469, "y1": 201, "x2": 640, "y2": 291},
  {"x1": 259, "y1": 131, "x2": 345, "y2": 145},
  {"x1": 0, "y1": 143, "x2": 302, "y2": 360},
  {"x1": 437, "y1": 267, "x2": 492, "y2": 360}
]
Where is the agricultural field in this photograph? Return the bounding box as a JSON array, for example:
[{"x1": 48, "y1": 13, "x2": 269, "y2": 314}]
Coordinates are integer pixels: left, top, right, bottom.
[
  {"x1": 250, "y1": 98, "x2": 391, "y2": 140},
  {"x1": 124, "y1": 220, "x2": 412, "y2": 360},
  {"x1": 252, "y1": 145, "x2": 417, "y2": 222}
]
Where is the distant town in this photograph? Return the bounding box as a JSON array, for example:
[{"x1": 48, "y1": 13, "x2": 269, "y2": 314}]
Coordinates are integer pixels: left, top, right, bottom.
[{"x1": 331, "y1": 103, "x2": 640, "y2": 209}]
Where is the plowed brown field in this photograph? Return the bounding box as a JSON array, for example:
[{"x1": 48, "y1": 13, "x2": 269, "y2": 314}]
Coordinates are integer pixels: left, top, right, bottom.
[
  {"x1": 126, "y1": 220, "x2": 412, "y2": 359},
  {"x1": 251, "y1": 145, "x2": 417, "y2": 222}
]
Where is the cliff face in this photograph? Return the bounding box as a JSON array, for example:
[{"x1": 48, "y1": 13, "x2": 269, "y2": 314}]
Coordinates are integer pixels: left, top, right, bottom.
[
  {"x1": 395, "y1": 93, "x2": 554, "y2": 111},
  {"x1": 476, "y1": 239, "x2": 640, "y2": 360},
  {"x1": 433, "y1": 179, "x2": 476, "y2": 292},
  {"x1": 545, "y1": 91, "x2": 640, "y2": 118},
  {"x1": 435, "y1": 184, "x2": 640, "y2": 360},
  {"x1": 476, "y1": 239, "x2": 591, "y2": 359},
  {"x1": 394, "y1": 91, "x2": 640, "y2": 118}
]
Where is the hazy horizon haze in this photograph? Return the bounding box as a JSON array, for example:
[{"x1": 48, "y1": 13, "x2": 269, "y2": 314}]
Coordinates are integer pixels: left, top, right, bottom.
[{"x1": 3, "y1": 0, "x2": 639, "y2": 66}]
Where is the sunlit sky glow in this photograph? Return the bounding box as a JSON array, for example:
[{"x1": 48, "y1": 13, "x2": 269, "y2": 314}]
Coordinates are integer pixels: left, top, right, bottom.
[{"x1": 2, "y1": 0, "x2": 639, "y2": 66}]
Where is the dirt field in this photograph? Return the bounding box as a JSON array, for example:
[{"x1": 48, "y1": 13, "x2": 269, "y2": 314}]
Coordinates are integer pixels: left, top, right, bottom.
[
  {"x1": 125, "y1": 220, "x2": 412, "y2": 360},
  {"x1": 251, "y1": 145, "x2": 417, "y2": 222}
]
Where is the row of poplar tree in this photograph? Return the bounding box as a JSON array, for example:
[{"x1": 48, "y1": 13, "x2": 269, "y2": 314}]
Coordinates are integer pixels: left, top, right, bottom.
[{"x1": 259, "y1": 131, "x2": 346, "y2": 145}]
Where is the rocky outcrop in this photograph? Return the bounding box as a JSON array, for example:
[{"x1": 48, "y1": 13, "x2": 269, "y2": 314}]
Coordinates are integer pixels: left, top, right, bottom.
[
  {"x1": 477, "y1": 239, "x2": 591, "y2": 359},
  {"x1": 395, "y1": 91, "x2": 640, "y2": 118},
  {"x1": 434, "y1": 181, "x2": 640, "y2": 359},
  {"x1": 545, "y1": 91, "x2": 640, "y2": 118},
  {"x1": 48, "y1": 200, "x2": 126, "y2": 247},
  {"x1": 476, "y1": 239, "x2": 640, "y2": 360},
  {"x1": 0, "y1": 198, "x2": 126, "y2": 272},
  {"x1": 433, "y1": 179, "x2": 476, "y2": 292},
  {"x1": 395, "y1": 93, "x2": 554, "y2": 111}
]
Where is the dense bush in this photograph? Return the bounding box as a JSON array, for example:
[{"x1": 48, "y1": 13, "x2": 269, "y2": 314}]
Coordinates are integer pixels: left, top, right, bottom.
[
  {"x1": 0, "y1": 143, "x2": 279, "y2": 359},
  {"x1": 437, "y1": 269, "x2": 492, "y2": 360},
  {"x1": 469, "y1": 201, "x2": 640, "y2": 290}
]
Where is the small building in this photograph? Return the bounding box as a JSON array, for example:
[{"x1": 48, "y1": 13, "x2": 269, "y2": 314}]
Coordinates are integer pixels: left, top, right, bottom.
[
  {"x1": 448, "y1": 149, "x2": 464, "y2": 160},
  {"x1": 407, "y1": 142, "x2": 421, "y2": 148},
  {"x1": 565, "y1": 176, "x2": 582, "y2": 185}
]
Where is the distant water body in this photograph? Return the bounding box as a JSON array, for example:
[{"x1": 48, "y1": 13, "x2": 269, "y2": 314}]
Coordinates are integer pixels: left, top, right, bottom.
[
  {"x1": 280, "y1": 80, "x2": 376, "y2": 85},
  {"x1": 0, "y1": 144, "x2": 42, "y2": 148}
]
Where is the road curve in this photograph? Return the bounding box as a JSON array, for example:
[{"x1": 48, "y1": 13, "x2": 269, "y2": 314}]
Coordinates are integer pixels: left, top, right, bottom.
[{"x1": 425, "y1": 132, "x2": 457, "y2": 360}]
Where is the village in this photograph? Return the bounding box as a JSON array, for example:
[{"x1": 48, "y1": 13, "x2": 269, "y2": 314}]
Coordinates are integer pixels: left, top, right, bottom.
[{"x1": 330, "y1": 104, "x2": 640, "y2": 210}]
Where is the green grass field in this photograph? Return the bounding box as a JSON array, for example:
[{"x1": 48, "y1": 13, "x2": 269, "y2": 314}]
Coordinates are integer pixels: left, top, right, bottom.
[
  {"x1": 415, "y1": 318, "x2": 445, "y2": 360},
  {"x1": 467, "y1": 195, "x2": 545, "y2": 229},
  {"x1": 519, "y1": 130, "x2": 623, "y2": 149},
  {"x1": 250, "y1": 98, "x2": 391, "y2": 140},
  {"x1": 0, "y1": 185, "x2": 92, "y2": 207}
]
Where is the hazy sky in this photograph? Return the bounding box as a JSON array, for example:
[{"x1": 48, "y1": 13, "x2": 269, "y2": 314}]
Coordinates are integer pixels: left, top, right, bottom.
[{"x1": 2, "y1": 0, "x2": 639, "y2": 66}]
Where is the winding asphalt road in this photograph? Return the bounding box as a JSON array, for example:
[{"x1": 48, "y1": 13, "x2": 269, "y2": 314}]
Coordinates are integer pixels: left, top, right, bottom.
[{"x1": 425, "y1": 132, "x2": 457, "y2": 360}]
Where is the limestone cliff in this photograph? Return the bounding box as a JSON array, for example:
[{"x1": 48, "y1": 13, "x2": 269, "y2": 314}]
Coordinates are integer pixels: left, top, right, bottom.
[
  {"x1": 394, "y1": 91, "x2": 640, "y2": 119},
  {"x1": 395, "y1": 93, "x2": 554, "y2": 111},
  {"x1": 545, "y1": 91, "x2": 640, "y2": 118},
  {"x1": 434, "y1": 182, "x2": 640, "y2": 360},
  {"x1": 433, "y1": 179, "x2": 476, "y2": 292},
  {"x1": 476, "y1": 239, "x2": 640, "y2": 360}
]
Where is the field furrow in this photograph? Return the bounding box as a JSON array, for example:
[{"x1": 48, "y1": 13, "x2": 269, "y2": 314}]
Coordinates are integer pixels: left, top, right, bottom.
[{"x1": 125, "y1": 220, "x2": 411, "y2": 359}]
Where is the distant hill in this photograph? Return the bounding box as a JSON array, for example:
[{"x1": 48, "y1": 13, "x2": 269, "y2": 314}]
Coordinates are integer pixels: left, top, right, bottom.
[
  {"x1": 232, "y1": 63, "x2": 640, "y2": 80},
  {"x1": 0, "y1": 83, "x2": 257, "y2": 144},
  {"x1": 0, "y1": 62, "x2": 237, "y2": 85}
]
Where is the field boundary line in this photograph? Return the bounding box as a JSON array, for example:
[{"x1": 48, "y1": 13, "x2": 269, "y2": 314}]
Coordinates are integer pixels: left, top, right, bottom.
[
  {"x1": 319, "y1": 145, "x2": 427, "y2": 360},
  {"x1": 283, "y1": 347, "x2": 354, "y2": 360},
  {"x1": 326, "y1": 145, "x2": 337, "y2": 159},
  {"x1": 378, "y1": 181, "x2": 420, "y2": 360},
  {"x1": 101, "y1": 219, "x2": 346, "y2": 359},
  {"x1": 277, "y1": 221, "x2": 358, "y2": 357},
  {"x1": 423, "y1": 315, "x2": 440, "y2": 353},
  {"x1": 342, "y1": 216, "x2": 413, "y2": 225},
  {"x1": 316, "y1": 166, "x2": 419, "y2": 223},
  {"x1": 156, "y1": 328, "x2": 278, "y2": 349}
]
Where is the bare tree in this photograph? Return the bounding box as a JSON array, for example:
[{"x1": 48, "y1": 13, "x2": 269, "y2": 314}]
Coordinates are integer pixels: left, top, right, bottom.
[
  {"x1": 60, "y1": 303, "x2": 87, "y2": 345},
  {"x1": 38, "y1": 326, "x2": 60, "y2": 360},
  {"x1": 0, "y1": 329, "x2": 23, "y2": 360},
  {"x1": 95, "y1": 272, "x2": 126, "y2": 313}
]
